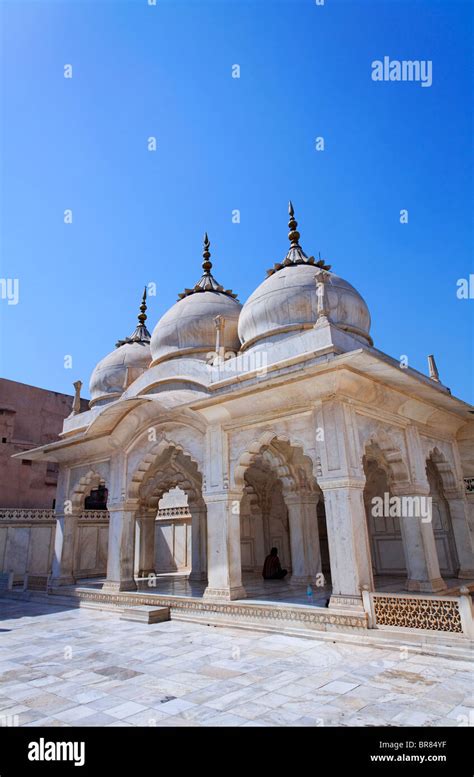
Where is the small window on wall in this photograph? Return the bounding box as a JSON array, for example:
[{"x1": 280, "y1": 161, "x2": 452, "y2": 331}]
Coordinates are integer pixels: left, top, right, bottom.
[
  {"x1": 84, "y1": 484, "x2": 108, "y2": 510},
  {"x1": 45, "y1": 461, "x2": 59, "y2": 484},
  {"x1": 22, "y1": 459, "x2": 32, "y2": 466}
]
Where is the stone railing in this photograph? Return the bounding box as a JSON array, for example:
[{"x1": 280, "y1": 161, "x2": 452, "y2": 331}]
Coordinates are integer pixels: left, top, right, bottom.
[
  {"x1": 157, "y1": 506, "x2": 190, "y2": 519},
  {"x1": 0, "y1": 508, "x2": 55, "y2": 522},
  {"x1": 0, "y1": 509, "x2": 109, "y2": 523},
  {"x1": 79, "y1": 510, "x2": 109, "y2": 522},
  {"x1": 361, "y1": 585, "x2": 473, "y2": 637}
]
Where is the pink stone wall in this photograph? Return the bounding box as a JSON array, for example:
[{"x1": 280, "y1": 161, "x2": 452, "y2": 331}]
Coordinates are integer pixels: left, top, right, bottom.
[{"x1": 0, "y1": 379, "x2": 87, "y2": 508}]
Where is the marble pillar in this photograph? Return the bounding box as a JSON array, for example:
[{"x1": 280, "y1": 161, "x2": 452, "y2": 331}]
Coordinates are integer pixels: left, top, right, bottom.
[
  {"x1": 392, "y1": 486, "x2": 447, "y2": 592},
  {"x1": 444, "y1": 493, "x2": 474, "y2": 578},
  {"x1": 51, "y1": 511, "x2": 79, "y2": 586},
  {"x1": 321, "y1": 479, "x2": 374, "y2": 610},
  {"x1": 135, "y1": 511, "x2": 156, "y2": 578},
  {"x1": 203, "y1": 491, "x2": 246, "y2": 601},
  {"x1": 286, "y1": 493, "x2": 321, "y2": 585},
  {"x1": 103, "y1": 505, "x2": 137, "y2": 592},
  {"x1": 189, "y1": 503, "x2": 207, "y2": 581}
]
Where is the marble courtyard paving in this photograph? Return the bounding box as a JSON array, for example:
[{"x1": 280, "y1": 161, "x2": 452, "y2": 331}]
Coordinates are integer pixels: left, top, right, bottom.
[{"x1": 0, "y1": 599, "x2": 472, "y2": 728}]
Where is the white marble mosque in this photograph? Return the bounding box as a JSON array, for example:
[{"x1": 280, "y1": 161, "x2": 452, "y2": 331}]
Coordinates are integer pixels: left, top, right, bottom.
[{"x1": 16, "y1": 204, "x2": 474, "y2": 626}]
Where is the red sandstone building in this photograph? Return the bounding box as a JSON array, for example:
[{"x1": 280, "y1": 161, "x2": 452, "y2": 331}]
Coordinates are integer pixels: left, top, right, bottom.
[{"x1": 0, "y1": 379, "x2": 87, "y2": 509}]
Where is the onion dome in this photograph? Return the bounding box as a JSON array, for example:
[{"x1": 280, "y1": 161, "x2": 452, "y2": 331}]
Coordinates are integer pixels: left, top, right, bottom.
[
  {"x1": 150, "y1": 234, "x2": 242, "y2": 366},
  {"x1": 238, "y1": 203, "x2": 372, "y2": 350},
  {"x1": 89, "y1": 288, "x2": 152, "y2": 407}
]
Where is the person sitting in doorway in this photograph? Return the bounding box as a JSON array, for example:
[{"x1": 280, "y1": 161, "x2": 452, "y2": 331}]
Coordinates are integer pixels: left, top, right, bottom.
[{"x1": 262, "y1": 547, "x2": 288, "y2": 580}]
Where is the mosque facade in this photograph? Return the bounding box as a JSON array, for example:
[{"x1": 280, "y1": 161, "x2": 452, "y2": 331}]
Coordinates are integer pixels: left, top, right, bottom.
[{"x1": 19, "y1": 205, "x2": 474, "y2": 617}]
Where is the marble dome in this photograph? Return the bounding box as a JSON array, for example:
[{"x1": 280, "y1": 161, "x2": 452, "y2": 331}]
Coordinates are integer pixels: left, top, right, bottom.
[
  {"x1": 150, "y1": 235, "x2": 241, "y2": 366},
  {"x1": 89, "y1": 290, "x2": 152, "y2": 407},
  {"x1": 238, "y1": 204, "x2": 372, "y2": 350}
]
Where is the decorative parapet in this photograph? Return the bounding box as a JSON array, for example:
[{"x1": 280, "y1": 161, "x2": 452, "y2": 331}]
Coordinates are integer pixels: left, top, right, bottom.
[
  {"x1": 371, "y1": 592, "x2": 463, "y2": 633},
  {"x1": 0, "y1": 508, "x2": 55, "y2": 522},
  {"x1": 156, "y1": 506, "x2": 191, "y2": 519},
  {"x1": 0, "y1": 509, "x2": 109, "y2": 523},
  {"x1": 78, "y1": 510, "x2": 110, "y2": 522},
  {"x1": 464, "y1": 477, "x2": 474, "y2": 494}
]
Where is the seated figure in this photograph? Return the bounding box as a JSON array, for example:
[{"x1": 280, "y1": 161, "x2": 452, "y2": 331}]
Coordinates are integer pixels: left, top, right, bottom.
[{"x1": 262, "y1": 547, "x2": 288, "y2": 580}]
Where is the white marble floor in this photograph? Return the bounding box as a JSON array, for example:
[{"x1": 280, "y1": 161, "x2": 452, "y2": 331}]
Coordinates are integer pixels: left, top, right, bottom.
[
  {"x1": 73, "y1": 573, "x2": 472, "y2": 609},
  {"x1": 0, "y1": 598, "x2": 472, "y2": 728}
]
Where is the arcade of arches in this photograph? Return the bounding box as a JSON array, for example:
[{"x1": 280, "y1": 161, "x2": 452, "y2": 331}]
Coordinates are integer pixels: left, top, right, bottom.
[{"x1": 55, "y1": 434, "x2": 474, "y2": 610}]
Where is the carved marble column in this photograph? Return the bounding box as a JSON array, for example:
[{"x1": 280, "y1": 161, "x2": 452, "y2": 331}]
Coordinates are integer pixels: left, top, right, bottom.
[
  {"x1": 286, "y1": 493, "x2": 321, "y2": 585},
  {"x1": 320, "y1": 478, "x2": 374, "y2": 610},
  {"x1": 203, "y1": 491, "x2": 246, "y2": 601},
  {"x1": 50, "y1": 469, "x2": 78, "y2": 586},
  {"x1": 134, "y1": 509, "x2": 156, "y2": 578},
  {"x1": 392, "y1": 484, "x2": 447, "y2": 592},
  {"x1": 189, "y1": 503, "x2": 207, "y2": 581},
  {"x1": 51, "y1": 511, "x2": 79, "y2": 586},
  {"x1": 443, "y1": 491, "x2": 474, "y2": 578},
  {"x1": 315, "y1": 399, "x2": 373, "y2": 610},
  {"x1": 103, "y1": 502, "x2": 137, "y2": 592}
]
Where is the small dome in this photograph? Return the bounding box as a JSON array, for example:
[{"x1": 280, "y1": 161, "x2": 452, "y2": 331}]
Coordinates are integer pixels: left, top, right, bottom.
[
  {"x1": 89, "y1": 342, "x2": 151, "y2": 406},
  {"x1": 238, "y1": 203, "x2": 372, "y2": 349},
  {"x1": 239, "y1": 265, "x2": 371, "y2": 349},
  {"x1": 89, "y1": 289, "x2": 152, "y2": 407},
  {"x1": 150, "y1": 235, "x2": 242, "y2": 366},
  {"x1": 151, "y1": 292, "x2": 241, "y2": 365}
]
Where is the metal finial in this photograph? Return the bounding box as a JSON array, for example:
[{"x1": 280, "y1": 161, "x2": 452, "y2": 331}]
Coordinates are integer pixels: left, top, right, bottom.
[
  {"x1": 137, "y1": 286, "x2": 147, "y2": 325},
  {"x1": 202, "y1": 232, "x2": 212, "y2": 274},
  {"x1": 176, "y1": 233, "x2": 238, "y2": 300},
  {"x1": 115, "y1": 287, "x2": 151, "y2": 347},
  {"x1": 266, "y1": 201, "x2": 332, "y2": 276},
  {"x1": 288, "y1": 201, "x2": 300, "y2": 247}
]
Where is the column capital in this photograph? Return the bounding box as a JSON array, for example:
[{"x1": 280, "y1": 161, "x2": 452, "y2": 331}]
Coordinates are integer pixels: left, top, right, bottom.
[
  {"x1": 443, "y1": 488, "x2": 466, "y2": 501},
  {"x1": 202, "y1": 490, "x2": 240, "y2": 504},
  {"x1": 136, "y1": 509, "x2": 157, "y2": 523},
  {"x1": 107, "y1": 499, "x2": 139, "y2": 513},
  {"x1": 318, "y1": 477, "x2": 366, "y2": 491},
  {"x1": 285, "y1": 491, "x2": 319, "y2": 506},
  {"x1": 391, "y1": 483, "x2": 430, "y2": 497}
]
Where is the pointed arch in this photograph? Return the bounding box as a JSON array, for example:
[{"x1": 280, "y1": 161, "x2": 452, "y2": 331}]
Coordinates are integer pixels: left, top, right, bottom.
[
  {"x1": 70, "y1": 470, "x2": 107, "y2": 511},
  {"x1": 128, "y1": 435, "x2": 203, "y2": 502},
  {"x1": 426, "y1": 446, "x2": 459, "y2": 494},
  {"x1": 363, "y1": 430, "x2": 410, "y2": 489},
  {"x1": 233, "y1": 432, "x2": 319, "y2": 495}
]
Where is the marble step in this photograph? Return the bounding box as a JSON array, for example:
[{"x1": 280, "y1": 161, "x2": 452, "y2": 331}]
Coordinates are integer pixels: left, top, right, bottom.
[{"x1": 119, "y1": 605, "x2": 170, "y2": 624}]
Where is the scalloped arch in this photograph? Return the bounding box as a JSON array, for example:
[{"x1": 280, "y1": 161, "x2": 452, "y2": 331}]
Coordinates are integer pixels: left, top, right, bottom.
[
  {"x1": 128, "y1": 435, "x2": 203, "y2": 502},
  {"x1": 426, "y1": 446, "x2": 458, "y2": 492},
  {"x1": 70, "y1": 470, "x2": 106, "y2": 510},
  {"x1": 233, "y1": 431, "x2": 318, "y2": 494},
  {"x1": 362, "y1": 428, "x2": 410, "y2": 487}
]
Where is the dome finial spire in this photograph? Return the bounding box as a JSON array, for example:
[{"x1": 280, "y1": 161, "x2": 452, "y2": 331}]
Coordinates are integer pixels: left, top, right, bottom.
[
  {"x1": 266, "y1": 201, "x2": 331, "y2": 276},
  {"x1": 288, "y1": 201, "x2": 301, "y2": 248},
  {"x1": 137, "y1": 286, "x2": 147, "y2": 326},
  {"x1": 177, "y1": 234, "x2": 238, "y2": 300},
  {"x1": 116, "y1": 287, "x2": 151, "y2": 347},
  {"x1": 202, "y1": 232, "x2": 212, "y2": 274}
]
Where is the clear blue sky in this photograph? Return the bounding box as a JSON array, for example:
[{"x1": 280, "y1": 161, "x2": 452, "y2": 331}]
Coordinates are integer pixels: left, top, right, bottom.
[{"x1": 0, "y1": 0, "x2": 472, "y2": 402}]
